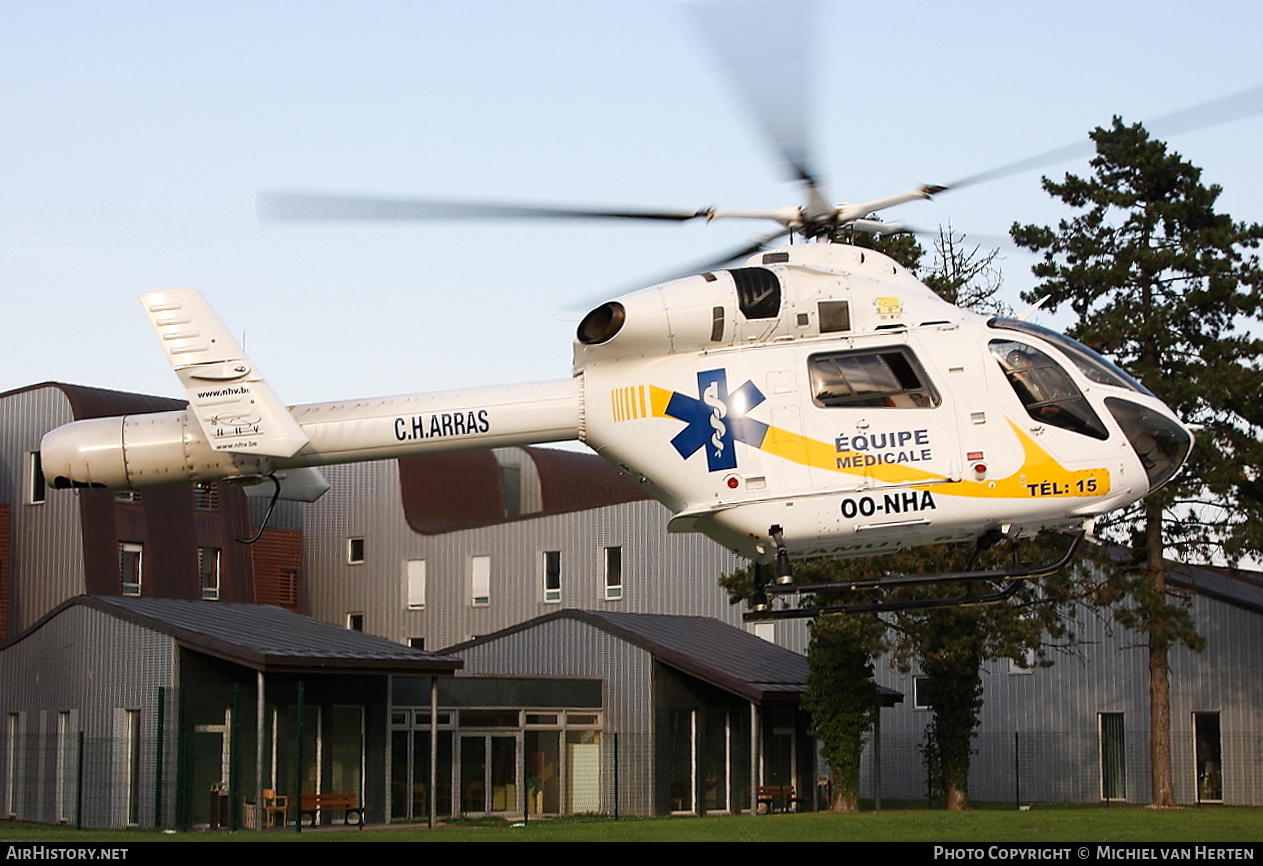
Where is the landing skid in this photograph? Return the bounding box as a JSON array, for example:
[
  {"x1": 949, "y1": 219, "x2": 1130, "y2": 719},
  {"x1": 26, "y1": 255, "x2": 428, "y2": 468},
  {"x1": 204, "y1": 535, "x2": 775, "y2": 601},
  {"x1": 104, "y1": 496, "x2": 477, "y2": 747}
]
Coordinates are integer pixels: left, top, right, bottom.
[{"x1": 744, "y1": 530, "x2": 1083, "y2": 620}]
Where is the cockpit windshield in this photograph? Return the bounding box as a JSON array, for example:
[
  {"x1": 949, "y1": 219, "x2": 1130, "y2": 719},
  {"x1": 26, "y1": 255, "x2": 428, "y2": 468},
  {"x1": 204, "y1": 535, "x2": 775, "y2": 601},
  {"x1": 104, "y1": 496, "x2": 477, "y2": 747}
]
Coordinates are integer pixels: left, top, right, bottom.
[
  {"x1": 990, "y1": 339, "x2": 1110, "y2": 440},
  {"x1": 988, "y1": 318, "x2": 1152, "y2": 396}
]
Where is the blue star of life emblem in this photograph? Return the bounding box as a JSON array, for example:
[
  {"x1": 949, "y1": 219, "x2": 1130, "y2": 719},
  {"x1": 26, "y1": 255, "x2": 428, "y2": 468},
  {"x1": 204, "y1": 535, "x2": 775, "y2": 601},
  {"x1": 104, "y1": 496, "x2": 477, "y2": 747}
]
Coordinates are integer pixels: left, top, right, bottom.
[{"x1": 664, "y1": 369, "x2": 767, "y2": 472}]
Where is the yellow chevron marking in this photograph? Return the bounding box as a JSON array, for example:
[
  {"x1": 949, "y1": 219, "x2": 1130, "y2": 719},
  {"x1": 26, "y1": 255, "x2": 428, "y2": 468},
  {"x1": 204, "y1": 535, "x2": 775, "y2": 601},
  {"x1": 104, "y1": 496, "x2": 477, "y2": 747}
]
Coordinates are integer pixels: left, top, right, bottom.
[{"x1": 630, "y1": 382, "x2": 1110, "y2": 500}]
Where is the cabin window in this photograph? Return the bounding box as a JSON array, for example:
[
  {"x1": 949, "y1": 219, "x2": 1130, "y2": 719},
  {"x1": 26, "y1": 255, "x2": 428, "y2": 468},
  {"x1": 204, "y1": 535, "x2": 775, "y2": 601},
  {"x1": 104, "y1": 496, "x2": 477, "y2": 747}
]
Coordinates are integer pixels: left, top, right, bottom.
[
  {"x1": 990, "y1": 339, "x2": 1108, "y2": 439},
  {"x1": 818, "y1": 301, "x2": 851, "y2": 334},
  {"x1": 808, "y1": 348, "x2": 939, "y2": 409}
]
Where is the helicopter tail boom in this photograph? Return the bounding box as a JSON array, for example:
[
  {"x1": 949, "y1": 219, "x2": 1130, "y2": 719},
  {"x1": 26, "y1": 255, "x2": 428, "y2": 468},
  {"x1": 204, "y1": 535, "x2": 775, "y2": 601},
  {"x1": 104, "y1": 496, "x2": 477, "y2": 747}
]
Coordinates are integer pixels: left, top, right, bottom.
[
  {"x1": 41, "y1": 377, "x2": 583, "y2": 494},
  {"x1": 41, "y1": 289, "x2": 583, "y2": 494}
]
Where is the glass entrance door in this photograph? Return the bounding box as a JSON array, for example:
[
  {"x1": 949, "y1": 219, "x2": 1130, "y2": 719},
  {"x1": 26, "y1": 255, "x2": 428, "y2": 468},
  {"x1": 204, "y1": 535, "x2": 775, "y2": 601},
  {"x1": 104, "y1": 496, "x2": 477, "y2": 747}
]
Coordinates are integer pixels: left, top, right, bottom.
[{"x1": 459, "y1": 734, "x2": 519, "y2": 814}]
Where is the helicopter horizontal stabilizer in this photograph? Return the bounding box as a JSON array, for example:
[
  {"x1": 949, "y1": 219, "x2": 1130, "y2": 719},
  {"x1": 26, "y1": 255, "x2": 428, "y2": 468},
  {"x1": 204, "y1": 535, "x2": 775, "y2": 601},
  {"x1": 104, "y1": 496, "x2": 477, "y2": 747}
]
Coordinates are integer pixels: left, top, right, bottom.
[{"x1": 140, "y1": 288, "x2": 310, "y2": 459}]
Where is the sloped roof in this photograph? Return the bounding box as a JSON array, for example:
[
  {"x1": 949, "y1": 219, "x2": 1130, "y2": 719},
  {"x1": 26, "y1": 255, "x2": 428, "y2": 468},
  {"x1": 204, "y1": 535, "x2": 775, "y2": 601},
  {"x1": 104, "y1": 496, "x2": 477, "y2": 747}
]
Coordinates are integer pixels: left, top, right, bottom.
[
  {"x1": 577, "y1": 610, "x2": 809, "y2": 703},
  {"x1": 1, "y1": 381, "x2": 187, "y2": 419},
  {"x1": 1169, "y1": 562, "x2": 1263, "y2": 615},
  {"x1": 398, "y1": 446, "x2": 649, "y2": 534},
  {"x1": 445, "y1": 609, "x2": 901, "y2": 706},
  {"x1": 1096, "y1": 543, "x2": 1263, "y2": 616},
  {"x1": 5, "y1": 596, "x2": 461, "y2": 675}
]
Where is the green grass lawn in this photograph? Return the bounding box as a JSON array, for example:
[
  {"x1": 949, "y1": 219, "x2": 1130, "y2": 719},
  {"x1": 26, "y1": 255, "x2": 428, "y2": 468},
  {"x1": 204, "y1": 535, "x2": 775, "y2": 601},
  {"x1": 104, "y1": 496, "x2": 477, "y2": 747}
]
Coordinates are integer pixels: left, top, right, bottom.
[{"x1": 2, "y1": 806, "x2": 1261, "y2": 843}]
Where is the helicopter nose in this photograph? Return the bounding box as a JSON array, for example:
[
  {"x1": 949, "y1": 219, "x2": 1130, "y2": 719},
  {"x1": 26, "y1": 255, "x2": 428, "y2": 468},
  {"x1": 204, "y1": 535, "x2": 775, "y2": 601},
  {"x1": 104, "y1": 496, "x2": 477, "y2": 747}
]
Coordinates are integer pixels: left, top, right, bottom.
[{"x1": 1104, "y1": 397, "x2": 1193, "y2": 492}]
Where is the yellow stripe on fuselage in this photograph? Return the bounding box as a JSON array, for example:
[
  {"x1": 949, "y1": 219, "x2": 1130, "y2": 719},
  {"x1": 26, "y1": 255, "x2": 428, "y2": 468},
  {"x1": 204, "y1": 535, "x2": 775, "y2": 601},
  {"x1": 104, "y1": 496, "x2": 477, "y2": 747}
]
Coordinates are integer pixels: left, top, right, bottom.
[{"x1": 632, "y1": 383, "x2": 1109, "y2": 499}]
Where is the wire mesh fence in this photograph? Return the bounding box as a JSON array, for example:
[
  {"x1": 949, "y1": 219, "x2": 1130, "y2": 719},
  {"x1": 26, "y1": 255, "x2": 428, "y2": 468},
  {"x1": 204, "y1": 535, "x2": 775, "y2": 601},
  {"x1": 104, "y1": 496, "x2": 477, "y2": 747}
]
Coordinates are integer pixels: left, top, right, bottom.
[{"x1": 4, "y1": 696, "x2": 1253, "y2": 829}]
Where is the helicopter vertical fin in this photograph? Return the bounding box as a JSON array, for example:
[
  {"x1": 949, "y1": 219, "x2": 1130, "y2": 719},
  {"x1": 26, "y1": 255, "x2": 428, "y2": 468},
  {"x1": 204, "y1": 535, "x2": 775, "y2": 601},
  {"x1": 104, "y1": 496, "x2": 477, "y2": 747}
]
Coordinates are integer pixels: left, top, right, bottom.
[{"x1": 140, "y1": 288, "x2": 310, "y2": 458}]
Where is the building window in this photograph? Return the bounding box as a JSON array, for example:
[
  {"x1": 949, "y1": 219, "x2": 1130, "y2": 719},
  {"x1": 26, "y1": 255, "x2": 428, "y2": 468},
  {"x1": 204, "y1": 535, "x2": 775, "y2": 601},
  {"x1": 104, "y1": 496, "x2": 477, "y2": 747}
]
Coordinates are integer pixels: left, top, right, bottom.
[
  {"x1": 1008, "y1": 650, "x2": 1035, "y2": 674},
  {"x1": 56, "y1": 712, "x2": 74, "y2": 824},
  {"x1": 4, "y1": 713, "x2": 17, "y2": 818},
  {"x1": 913, "y1": 676, "x2": 934, "y2": 710},
  {"x1": 259, "y1": 567, "x2": 301, "y2": 612},
  {"x1": 347, "y1": 537, "x2": 365, "y2": 565},
  {"x1": 192, "y1": 482, "x2": 219, "y2": 511},
  {"x1": 604, "y1": 547, "x2": 622, "y2": 600},
  {"x1": 119, "y1": 543, "x2": 142, "y2": 597},
  {"x1": 1194, "y1": 712, "x2": 1222, "y2": 803},
  {"x1": 471, "y1": 555, "x2": 490, "y2": 607},
  {"x1": 406, "y1": 560, "x2": 426, "y2": 609},
  {"x1": 124, "y1": 710, "x2": 141, "y2": 826},
  {"x1": 407, "y1": 637, "x2": 425, "y2": 650},
  {"x1": 543, "y1": 551, "x2": 561, "y2": 603},
  {"x1": 114, "y1": 490, "x2": 142, "y2": 505},
  {"x1": 1099, "y1": 712, "x2": 1126, "y2": 802},
  {"x1": 27, "y1": 452, "x2": 45, "y2": 505},
  {"x1": 347, "y1": 613, "x2": 364, "y2": 632},
  {"x1": 199, "y1": 547, "x2": 220, "y2": 601}
]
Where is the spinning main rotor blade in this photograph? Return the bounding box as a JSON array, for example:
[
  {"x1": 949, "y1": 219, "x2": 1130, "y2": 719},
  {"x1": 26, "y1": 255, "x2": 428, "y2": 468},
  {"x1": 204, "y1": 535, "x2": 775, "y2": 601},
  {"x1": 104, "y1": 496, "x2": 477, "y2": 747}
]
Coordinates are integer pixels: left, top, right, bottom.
[
  {"x1": 684, "y1": 0, "x2": 814, "y2": 184},
  {"x1": 684, "y1": 0, "x2": 834, "y2": 220},
  {"x1": 942, "y1": 83, "x2": 1263, "y2": 192},
  {"x1": 257, "y1": 192, "x2": 711, "y2": 224}
]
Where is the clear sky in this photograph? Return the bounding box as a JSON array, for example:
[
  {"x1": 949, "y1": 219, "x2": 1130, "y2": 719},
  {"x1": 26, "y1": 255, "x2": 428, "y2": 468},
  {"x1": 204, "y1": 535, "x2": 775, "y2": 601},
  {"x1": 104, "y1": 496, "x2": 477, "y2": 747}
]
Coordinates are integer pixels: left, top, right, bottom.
[{"x1": 3, "y1": 0, "x2": 1262, "y2": 405}]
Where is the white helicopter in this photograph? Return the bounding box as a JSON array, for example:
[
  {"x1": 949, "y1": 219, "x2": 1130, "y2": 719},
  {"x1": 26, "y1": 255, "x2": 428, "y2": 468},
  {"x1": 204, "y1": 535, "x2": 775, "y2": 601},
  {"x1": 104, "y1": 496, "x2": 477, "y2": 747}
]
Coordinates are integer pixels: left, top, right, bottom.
[
  {"x1": 36, "y1": 240, "x2": 1191, "y2": 610},
  {"x1": 42, "y1": 2, "x2": 1247, "y2": 616}
]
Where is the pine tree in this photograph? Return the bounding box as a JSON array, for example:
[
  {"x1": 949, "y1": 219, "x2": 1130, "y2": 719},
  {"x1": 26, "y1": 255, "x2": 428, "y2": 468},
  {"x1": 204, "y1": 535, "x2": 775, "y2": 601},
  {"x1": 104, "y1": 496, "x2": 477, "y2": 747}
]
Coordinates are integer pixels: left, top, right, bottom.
[{"x1": 1011, "y1": 118, "x2": 1263, "y2": 805}]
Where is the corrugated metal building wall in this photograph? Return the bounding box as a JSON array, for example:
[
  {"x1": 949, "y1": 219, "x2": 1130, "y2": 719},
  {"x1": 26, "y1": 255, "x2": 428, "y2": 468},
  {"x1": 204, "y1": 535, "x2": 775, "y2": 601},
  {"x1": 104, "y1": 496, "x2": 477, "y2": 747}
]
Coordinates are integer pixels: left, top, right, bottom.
[
  {"x1": 0, "y1": 383, "x2": 304, "y2": 636},
  {"x1": 858, "y1": 582, "x2": 1263, "y2": 806},
  {"x1": 300, "y1": 452, "x2": 793, "y2": 652},
  {"x1": 1, "y1": 604, "x2": 174, "y2": 827},
  {"x1": 0, "y1": 386, "x2": 86, "y2": 637},
  {"x1": 450, "y1": 616, "x2": 656, "y2": 814}
]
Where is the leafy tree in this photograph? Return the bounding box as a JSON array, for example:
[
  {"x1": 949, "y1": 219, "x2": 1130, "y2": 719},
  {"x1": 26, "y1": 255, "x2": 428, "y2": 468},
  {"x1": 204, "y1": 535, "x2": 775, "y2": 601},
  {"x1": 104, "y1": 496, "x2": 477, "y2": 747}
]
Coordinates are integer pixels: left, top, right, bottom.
[
  {"x1": 803, "y1": 620, "x2": 882, "y2": 812},
  {"x1": 849, "y1": 541, "x2": 1079, "y2": 810},
  {"x1": 719, "y1": 559, "x2": 886, "y2": 813},
  {"x1": 921, "y1": 225, "x2": 1008, "y2": 317},
  {"x1": 1011, "y1": 119, "x2": 1263, "y2": 805},
  {"x1": 800, "y1": 575, "x2": 887, "y2": 811}
]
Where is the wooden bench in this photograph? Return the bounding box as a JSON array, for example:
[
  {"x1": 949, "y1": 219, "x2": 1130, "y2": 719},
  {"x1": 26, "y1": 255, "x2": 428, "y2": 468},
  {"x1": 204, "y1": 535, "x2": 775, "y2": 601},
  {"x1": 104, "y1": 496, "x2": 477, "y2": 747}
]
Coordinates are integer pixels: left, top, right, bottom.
[
  {"x1": 298, "y1": 792, "x2": 364, "y2": 828},
  {"x1": 756, "y1": 785, "x2": 809, "y2": 814}
]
